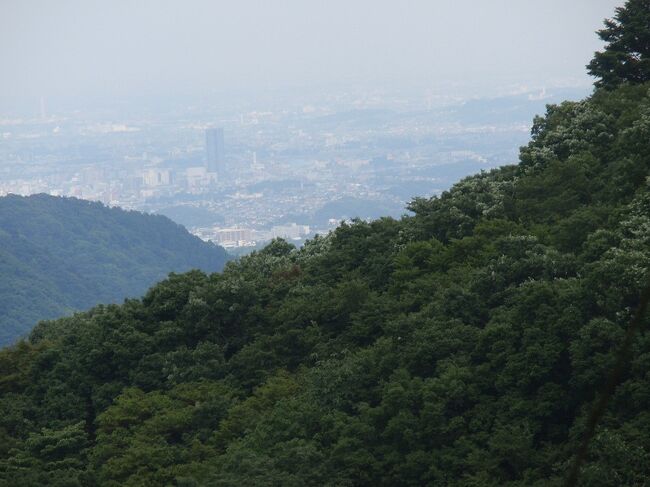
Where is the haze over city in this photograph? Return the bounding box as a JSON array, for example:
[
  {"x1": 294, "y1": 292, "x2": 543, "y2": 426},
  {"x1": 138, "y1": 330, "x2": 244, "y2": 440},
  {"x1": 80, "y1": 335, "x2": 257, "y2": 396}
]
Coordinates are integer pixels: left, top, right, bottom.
[{"x1": 0, "y1": 0, "x2": 621, "y2": 250}]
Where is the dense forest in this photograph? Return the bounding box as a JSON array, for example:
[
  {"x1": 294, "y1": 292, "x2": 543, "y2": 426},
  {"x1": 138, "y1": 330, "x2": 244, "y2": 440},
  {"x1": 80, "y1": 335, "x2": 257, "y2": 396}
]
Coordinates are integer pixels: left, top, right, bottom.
[
  {"x1": 0, "y1": 194, "x2": 228, "y2": 346},
  {"x1": 1, "y1": 1, "x2": 649, "y2": 485}
]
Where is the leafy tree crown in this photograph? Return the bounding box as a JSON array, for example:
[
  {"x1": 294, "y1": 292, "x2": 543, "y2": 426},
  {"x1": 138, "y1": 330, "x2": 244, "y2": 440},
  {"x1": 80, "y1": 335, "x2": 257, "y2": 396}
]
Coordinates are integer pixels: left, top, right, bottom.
[{"x1": 587, "y1": 0, "x2": 650, "y2": 89}]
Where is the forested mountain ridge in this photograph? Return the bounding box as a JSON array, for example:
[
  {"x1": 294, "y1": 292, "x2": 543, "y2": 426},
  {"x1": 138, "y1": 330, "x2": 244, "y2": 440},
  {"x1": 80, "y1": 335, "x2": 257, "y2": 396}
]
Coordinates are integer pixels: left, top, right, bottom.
[
  {"x1": 0, "y1": 194, "x2": 228, "y2": 346},
  {"x1": 1, "y1": 2, "x2": 650, "y2": 485}
]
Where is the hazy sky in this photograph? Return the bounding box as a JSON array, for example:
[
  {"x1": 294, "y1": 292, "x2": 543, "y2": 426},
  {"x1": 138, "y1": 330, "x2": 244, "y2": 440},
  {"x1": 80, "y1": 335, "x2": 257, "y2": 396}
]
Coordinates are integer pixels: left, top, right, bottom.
[{"x1": 0, "y1": 0, "x2": 622, "y2": 102}]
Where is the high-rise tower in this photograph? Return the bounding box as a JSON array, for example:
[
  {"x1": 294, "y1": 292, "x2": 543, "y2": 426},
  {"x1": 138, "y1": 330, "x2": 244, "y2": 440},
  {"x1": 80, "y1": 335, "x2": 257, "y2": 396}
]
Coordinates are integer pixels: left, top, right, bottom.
[{"x1": 205, "y1": 127, "x2": 225, "y2": 176}]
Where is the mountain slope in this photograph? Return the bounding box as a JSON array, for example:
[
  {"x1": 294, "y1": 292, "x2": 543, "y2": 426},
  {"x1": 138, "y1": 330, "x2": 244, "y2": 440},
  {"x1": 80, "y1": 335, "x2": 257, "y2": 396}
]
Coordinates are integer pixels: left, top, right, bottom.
[
  {"x1": 0, "y1": 81, "x2": 647, "y2": 485},
  {"x1": 0, "y1": 194, "x2": 228, "y2": 345}
]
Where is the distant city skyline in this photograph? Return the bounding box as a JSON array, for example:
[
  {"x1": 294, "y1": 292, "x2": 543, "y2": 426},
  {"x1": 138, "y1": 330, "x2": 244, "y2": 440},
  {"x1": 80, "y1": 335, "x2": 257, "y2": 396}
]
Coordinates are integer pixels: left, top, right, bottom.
[
  {"x1": 0, "y1": 1, "x2": 626, "y2": 249},
  {"x1": 0, "y1": 82, "x2": 591, "y2": 248}
]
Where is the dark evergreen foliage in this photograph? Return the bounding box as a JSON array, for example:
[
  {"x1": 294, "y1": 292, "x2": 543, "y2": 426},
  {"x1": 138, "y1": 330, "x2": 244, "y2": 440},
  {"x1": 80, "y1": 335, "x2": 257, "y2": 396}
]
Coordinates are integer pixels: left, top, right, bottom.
[{"x1": 587, "y1": 0, "x2": 650, "y2": 89}]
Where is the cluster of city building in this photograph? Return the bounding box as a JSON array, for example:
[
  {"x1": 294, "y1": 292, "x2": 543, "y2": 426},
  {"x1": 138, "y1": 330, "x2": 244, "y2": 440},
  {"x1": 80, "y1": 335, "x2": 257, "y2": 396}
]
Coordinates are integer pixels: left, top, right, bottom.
[
  {"x1": 0, "y1": 85, "x2": 575, "y2": 251},
  {"x1": 193, "y1": 223, "x2": 311, "y2": 249}
]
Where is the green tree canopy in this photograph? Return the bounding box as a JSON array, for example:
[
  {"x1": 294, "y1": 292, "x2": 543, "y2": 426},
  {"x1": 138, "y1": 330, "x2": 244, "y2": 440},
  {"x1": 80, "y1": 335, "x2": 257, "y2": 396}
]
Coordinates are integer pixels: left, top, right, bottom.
[{"x1": 587, "y1": 0, "x2": 650, "y2": 89}]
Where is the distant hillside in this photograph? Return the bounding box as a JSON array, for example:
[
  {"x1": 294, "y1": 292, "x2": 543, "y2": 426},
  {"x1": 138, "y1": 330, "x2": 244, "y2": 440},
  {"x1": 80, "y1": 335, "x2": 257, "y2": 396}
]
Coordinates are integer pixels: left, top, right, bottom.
[{"x1": 0, "y1": 194, "x2": 228, "y2": 346}]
